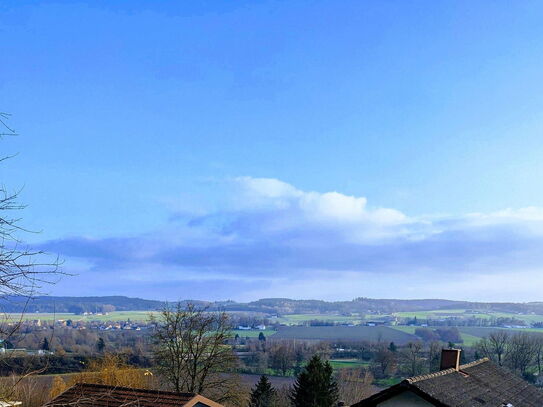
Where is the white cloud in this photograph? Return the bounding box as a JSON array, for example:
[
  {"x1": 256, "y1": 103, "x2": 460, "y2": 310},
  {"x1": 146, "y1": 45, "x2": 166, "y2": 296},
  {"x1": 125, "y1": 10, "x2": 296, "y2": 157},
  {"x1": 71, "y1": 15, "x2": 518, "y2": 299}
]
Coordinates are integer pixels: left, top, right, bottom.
[
  {"x1": 230, "y1": 177, "x2": 409, "y2": 242},
  {"x1": 44, "y1": 176, "x2": 543, "y2": 301}
]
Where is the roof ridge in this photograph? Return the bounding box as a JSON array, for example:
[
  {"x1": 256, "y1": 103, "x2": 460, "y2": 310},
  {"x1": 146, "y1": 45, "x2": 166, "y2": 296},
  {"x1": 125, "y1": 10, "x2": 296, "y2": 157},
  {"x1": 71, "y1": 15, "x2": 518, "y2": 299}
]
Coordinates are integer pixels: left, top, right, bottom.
[
  {"x1": 406, "y1": 358, "x2": 490, "y2": 383},
  {"x1": 406, "y1": 368, "x2": 456, "y2": 383},
  {"x1": 74, "y1": 382, "x2": 196, "y2": 397},
  {"x1": 459, "y1": 357, "x2": 490, "y2": 370}
]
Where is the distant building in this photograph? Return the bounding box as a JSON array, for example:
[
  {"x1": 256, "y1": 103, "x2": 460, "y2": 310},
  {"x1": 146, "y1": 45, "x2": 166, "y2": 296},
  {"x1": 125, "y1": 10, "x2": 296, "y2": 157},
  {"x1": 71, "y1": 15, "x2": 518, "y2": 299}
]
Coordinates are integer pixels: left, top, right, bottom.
[
  {"x1": 45, "y1": 383, "x2": 224, "y2": 407},
  {"x1": 352, "y1": 349, "x2": 543, "y2": 407},
  {"x1": 365, "y1": 321, "x2": 385, "y2": 327},
  {"x1": 0, "y1": 347, "x2": 53, "y2": 356}
]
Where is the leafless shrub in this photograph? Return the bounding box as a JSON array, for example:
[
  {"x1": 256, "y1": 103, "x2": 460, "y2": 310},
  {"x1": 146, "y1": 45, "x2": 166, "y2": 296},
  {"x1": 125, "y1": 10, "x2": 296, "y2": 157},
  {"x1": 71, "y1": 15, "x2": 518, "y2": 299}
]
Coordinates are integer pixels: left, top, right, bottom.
[
  {"x1": 477, "y1": 330, "x2": 509, "y2": 366},
  {"x1": 336, "y1": 368, "x2": 374, "y2": 405}
]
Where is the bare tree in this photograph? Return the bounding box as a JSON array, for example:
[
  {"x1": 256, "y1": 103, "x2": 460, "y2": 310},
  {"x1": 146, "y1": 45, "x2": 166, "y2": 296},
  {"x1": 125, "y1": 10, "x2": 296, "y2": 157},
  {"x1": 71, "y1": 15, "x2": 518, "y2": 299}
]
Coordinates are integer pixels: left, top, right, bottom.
[
  {"x1": 477, "y1": 330, "x2": 509, "y2": 366},
  {"x1": 400, "y1": 342, "x2": 424, "y2": 377},
  {"x1": 336, "y1": 368, "x2": 374, "y2": 406},
  {"x1": 478, "y1": 331, "x2": 543, "y2": 381},
  {"x1": 0, "y1": 113, "x2": 62, "y2": 403},
  {"x1": 504, "y1": 332, "x2": 537, "y2": 376},
  {"x1": 427, "y1": 341, "x2": 441, "y2": 373},
  {"x1": 0, "y1": 374, "x2": 50, "y2": 407},
  {"x1": 269, "y1": 342, "x2": 295, "y2": 376},
  {"x1": 151, "y1": 302, "x2": 243, "y2": 404},
  {"x1": 534, "y1": 336, "x2": 543, "y2": 376},
  {"x1": 372, "y1": 344, "x2": 396, "y2": 378},
  {"x1": 0, "y1": 113, "x2": 61, "y2": 312}
]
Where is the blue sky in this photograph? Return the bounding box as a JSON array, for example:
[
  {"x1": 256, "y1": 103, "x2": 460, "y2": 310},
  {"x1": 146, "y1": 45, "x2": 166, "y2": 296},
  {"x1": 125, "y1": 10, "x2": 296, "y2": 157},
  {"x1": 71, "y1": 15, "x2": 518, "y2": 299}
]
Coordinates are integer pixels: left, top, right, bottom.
[{"x1": 2, "y1": 1, "x2": 543, "y2": 301}]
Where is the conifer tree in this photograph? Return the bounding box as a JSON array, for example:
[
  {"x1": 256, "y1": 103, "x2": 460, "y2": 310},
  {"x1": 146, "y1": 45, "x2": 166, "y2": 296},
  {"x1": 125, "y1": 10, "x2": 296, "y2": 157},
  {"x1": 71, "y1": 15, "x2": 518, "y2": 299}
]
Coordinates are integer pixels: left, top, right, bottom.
[
  {"x1": 249, "y1": 375, "x2": 276, "y2": 407},
  {"x1": 41, "y1": 337, "x2": 50, "y2": 351},
  {"x1": 388, "y1": 341, "x2": 397, "y2": 352},
  {"x1": 290, "y1": 355, "x2": 338, "y2": 407},
  {"x1": 96, "y1": 337, "x2": 105, "y2": 352}
]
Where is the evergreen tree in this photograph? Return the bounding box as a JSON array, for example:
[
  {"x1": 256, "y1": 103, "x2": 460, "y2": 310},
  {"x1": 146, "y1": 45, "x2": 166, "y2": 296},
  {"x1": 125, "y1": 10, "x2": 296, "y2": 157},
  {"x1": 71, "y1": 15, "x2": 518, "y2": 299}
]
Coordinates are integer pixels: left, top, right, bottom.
[
  {"x1": 41, "y1": 337, "x2": 50, "y2": 351},
  {"x1": 259, "y1": 332, "x2": 266, "y2": 341},
  {"x1": 96, "y1": 337, "x2": 106, "y2": 352},
  {"x1": 388, "y1": 341, "x2": 397, "y2": 352},
  {"x1": 290, "y1": 355, "x2": 338, "y2": 407},
  {"x1": 249, "y1": 375, "x2": 276, "y2": 407}
]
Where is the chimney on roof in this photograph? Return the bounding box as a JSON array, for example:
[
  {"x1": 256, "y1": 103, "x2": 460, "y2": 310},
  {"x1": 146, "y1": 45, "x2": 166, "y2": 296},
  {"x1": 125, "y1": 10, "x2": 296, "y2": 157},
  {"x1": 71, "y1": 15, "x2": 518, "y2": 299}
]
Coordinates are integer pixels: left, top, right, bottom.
[{"x1": 440, "y1": 348, "x2": 461, "y2": 371}]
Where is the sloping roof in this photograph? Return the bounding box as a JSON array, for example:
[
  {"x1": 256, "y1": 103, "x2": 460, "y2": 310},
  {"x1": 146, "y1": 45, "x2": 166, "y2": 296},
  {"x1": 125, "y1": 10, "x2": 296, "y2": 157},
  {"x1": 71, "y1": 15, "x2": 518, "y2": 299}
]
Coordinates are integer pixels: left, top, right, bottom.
[
  {"x1": 353, "y1": 358, "x2": 543, "y2": 407},
  {"x1": 45, "y1": 383, "x2": 223, "y2": 407}
]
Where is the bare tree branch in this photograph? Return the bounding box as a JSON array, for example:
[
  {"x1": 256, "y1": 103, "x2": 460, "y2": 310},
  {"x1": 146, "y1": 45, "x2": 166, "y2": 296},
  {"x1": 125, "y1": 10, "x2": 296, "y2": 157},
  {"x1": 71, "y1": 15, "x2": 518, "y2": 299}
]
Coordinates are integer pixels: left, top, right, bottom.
[
  {"x1": 0, "y1": 112, "x2": 67, "y2": 405},
  {"x1": 151, "y1": 302, "x2": 244, "y2": 404}
]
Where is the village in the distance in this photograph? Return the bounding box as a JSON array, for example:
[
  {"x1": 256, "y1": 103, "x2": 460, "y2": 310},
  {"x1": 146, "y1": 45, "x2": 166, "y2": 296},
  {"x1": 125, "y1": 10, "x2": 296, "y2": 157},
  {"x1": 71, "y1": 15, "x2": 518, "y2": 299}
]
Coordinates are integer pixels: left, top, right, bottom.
[{"x1": 1, "y1": 295, "x2": 543, "y2": 405}]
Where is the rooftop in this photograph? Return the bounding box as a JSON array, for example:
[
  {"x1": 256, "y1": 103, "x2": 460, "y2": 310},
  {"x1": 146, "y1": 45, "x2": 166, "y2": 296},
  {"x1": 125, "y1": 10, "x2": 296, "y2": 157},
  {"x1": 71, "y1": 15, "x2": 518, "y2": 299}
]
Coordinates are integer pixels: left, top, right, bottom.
[
  {"x1": 45, "y1": 383, "x2": 223, "y2": 407},
  {"x1": 353, "y1": 357, "x2": 543, "y2": 407}
]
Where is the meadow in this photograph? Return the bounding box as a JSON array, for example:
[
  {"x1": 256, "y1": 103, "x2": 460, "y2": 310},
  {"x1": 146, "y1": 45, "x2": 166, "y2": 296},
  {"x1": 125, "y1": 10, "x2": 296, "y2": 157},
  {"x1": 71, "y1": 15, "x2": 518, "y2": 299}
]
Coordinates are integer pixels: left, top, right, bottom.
[
  {"x1": 390, "y1": 326, "x2": 482, "y2": 346},
  {"x1": 392, "y1": 309, "x2": 543, "y2": 324},
  {"x1": 3, "y1": 311, "x2": 157, "y2": 322},
  {"x1": 327, "y1": 359, "x2": 370, "y2": 369},
  {"x1": 11, "y1": 308, "x2": 543, "y2": 325}
]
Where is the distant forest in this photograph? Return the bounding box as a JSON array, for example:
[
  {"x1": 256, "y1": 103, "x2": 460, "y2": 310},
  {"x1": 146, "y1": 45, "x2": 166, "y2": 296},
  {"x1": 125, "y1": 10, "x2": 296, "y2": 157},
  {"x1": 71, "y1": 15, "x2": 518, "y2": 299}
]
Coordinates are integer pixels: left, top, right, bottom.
[{"x1": 3, "y1": 295, "x2": 543, "y2": 315}]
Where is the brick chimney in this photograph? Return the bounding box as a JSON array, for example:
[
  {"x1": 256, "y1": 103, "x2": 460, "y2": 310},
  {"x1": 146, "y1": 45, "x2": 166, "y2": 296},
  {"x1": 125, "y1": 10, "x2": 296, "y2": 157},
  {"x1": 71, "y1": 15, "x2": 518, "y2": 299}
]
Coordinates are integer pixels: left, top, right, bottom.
[{"x1": 440, "y1": 348, "x2": 461, "y2": 371}]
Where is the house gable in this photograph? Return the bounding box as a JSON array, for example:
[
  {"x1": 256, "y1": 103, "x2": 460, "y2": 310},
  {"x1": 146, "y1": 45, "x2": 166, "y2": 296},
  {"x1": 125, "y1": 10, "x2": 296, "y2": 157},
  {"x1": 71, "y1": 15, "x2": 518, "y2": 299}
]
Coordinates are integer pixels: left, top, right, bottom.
[{"x1": 377, "y1": 391, "x2": 436, "y2": 407}]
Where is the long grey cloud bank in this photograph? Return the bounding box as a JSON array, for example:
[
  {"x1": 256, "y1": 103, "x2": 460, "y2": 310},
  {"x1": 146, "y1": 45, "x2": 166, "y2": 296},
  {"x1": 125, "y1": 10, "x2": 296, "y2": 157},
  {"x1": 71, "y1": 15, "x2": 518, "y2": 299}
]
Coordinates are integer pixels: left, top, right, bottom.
[{"x1": 45, "y1": 177, "x2": 543, "y2": 301}]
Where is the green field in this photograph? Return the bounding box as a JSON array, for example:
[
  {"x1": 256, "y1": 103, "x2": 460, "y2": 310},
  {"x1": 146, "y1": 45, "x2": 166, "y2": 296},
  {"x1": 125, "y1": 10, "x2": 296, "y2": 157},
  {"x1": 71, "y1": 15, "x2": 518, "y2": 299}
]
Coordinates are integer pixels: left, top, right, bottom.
[
  {"x1": 5, "y1": 311, "x2": 363, "y2": 325},
  {"x1": 3, "y1": 311, "x2": 157, "y2": 322},
  {"x1": 393, "y1": 309, "x2": 543, "y2": 324},
  {"x1": 456, "y1": 333, "x2": 481, "y2": 347},
  {"x1": 328, "y1": 359, "x2": 369, "y2": 369},
  {"x1": 392, "y1": 326, "x2": 475, "y2": 347}
]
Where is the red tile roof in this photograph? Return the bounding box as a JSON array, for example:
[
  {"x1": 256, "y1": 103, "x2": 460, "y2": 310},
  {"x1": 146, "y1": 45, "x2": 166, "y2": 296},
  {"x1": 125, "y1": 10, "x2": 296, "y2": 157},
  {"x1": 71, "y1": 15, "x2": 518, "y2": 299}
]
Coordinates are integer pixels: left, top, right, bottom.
[{"x1": 45, "y1": 383, "x2": 223, "y2": 407}]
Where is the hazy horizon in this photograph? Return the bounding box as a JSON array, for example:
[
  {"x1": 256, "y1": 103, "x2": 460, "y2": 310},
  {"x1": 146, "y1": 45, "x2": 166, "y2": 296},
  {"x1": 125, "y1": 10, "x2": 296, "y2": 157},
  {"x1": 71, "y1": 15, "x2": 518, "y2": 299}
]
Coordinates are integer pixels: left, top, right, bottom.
[
  {"x1": 3, "y1": 1, "x2": 543, "y2": 302},
  {"x1": 19, "y1": 293, "x2": 543, "y2": 305}
]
